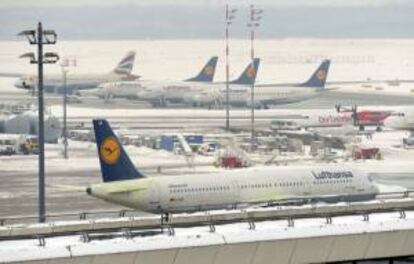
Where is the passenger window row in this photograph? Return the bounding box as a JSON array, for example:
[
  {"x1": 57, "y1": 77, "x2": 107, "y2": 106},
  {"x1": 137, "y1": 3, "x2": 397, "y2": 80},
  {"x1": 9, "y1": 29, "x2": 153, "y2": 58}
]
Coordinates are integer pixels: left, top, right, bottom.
[
  {"x1": 170, "y1": 186, "x2": 231, "y2": 193},
  {"x1": 313, "y1": 179, "x2": 352, "y2": 184},
  {"x1": 169, "y1": 178, "x2": 354, "y2": 195}
]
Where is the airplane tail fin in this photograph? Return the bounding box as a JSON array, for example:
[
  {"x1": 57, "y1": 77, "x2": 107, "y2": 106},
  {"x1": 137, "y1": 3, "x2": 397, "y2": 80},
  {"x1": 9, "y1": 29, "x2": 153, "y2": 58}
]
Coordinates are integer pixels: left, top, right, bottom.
[
  {"x1": 112, "y1": 51, "x2": 136, "y2": 76},
  {"x1": 299, "y1": 59, "x2": 331, "y2": 88},
  {"x1": 185, "y1": 56, "x2": 218, "y2": 82},
  {"x1": 231, "y1": 58, "x2": 260, "y2": 85},
  {"x1": 93, "y1": 119, "x2": 144, "y2": 182}
]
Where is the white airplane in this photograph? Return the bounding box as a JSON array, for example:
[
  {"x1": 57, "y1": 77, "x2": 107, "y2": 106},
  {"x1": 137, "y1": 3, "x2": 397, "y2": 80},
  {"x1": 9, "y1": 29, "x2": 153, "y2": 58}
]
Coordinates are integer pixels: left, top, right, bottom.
[
  {"x1": 3, "y1": 51, "x2": 138, "y2": 95},
  {"x1": 85, "y1": 56, "x2": 219, "y2": 104},
  {"x1": 85, "y1": 119, "x2": 379, "y2": 216},
  {"x1": 384, "y1": 107, "x2": 414, "y2": 131},
  {"x1": 183, "y1": 60, "x2": 331, "y2": 109},
  {"x1": 270, "y1": 110, "x2": 353, "y2": 131},
  {"x1": 384, "y1": 107, "x2": 414, "y2": 145}
]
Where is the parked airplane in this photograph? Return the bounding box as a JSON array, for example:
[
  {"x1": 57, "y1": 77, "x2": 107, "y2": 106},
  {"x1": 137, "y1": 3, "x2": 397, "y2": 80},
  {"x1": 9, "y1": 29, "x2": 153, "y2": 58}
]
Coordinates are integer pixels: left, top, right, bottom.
[
  {"x1": 6, "y1": 51, "x2": 138, "y2": 95},
  {"x1": 85, "y1": 119, "x2": 379, "y2": 215},
  {"x1": 270, "y1": 111, "x2": 353, "y2": 131},
  {"x1": 384, "y1": 107, "x2": 414, "y2": 131},
  {"x1": 185, "y1": 59, "x2": 330, "y2": 108},
  {"x1": 86, "y1": 56, "x2": 219, "y2": 103},
  {"x1": 270, "y1": 104, "x2": 393, "y2": 134},
  {"x1": 334, "y1": 105, "x2": 393, "y2": 131},
  {"x1": 182, "y1": 58, "x2": 261, "y2": 107}
]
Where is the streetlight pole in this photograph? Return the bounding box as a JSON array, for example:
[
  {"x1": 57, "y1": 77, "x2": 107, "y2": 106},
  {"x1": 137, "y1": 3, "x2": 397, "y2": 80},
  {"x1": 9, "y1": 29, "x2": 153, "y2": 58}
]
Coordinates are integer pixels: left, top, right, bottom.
[
  {"x1": 37, "y1": 22, "x2": 46, "y2": 223},
  {"x1": 60, "y1": 57, "x2": 76, "y2": 159},
  {"x1": 18, "y1": 22, "x2": 59, "y2": 223},
  {"x1": 225, "y1": 5, "x2": 237, "y2": 131},
  {"x1": 248, "y1": 5, "x2": 262, "y2": 151},
  {"x1": 62, "y1": 67, "x2": 68, "y2": 159}
]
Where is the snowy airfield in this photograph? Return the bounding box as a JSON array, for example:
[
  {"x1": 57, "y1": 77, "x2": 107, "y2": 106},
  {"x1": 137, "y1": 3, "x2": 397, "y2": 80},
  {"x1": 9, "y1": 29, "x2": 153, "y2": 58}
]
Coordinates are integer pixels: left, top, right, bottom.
[{"x1": 1, "y1": 39, "x2": 414, "y2": 219}]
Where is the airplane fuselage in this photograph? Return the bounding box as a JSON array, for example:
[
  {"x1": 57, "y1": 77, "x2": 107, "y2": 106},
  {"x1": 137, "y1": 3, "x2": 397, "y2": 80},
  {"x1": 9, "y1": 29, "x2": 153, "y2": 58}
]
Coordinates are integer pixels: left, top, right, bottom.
[
  {"x1": 87, "y1": 165, "x2": 378, "y2": 214},
  {"x1": 14, "y1": 73, "x2": 137, "y2": 94}
]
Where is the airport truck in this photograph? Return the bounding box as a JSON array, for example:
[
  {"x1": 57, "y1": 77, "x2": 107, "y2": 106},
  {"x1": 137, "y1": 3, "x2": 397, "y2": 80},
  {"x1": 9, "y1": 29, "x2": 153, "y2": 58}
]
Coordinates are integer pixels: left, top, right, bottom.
[{"x1": 0, "y1": 134, "x2": 38, "y2": 155}]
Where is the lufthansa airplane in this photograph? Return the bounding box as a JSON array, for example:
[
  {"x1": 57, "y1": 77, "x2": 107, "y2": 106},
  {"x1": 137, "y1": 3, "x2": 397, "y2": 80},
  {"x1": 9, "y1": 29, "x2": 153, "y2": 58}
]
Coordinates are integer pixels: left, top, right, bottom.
[
  {"x1": 183, "y1": 59, "x2": 330, "y2": 108},
  {"x1": 85, "y1": 119, "x2": 379, "y2": 215},
  {"x1": 7, "y1": 51, "x2": 138, "y2": 95},
  {"x1": 86, "y1": 56, "x2": 219, "y2": 103}
]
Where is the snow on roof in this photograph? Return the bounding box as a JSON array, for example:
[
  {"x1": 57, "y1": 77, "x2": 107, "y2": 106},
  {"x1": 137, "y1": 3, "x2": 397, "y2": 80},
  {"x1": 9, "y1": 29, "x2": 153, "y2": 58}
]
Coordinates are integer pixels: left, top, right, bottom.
[{"x1": 0, "y1": 210, "x2": 413, "y2": 262}]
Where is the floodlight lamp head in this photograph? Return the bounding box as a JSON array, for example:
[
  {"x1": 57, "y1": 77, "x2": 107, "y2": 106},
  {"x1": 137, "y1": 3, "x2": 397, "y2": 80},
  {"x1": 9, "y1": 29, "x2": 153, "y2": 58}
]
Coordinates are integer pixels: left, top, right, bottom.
[
  {"x1": 17, "y1": 30, "x2": 37, "y2": 44},
  {"x1": 43, "y1": 30, "x2": 57, "y2": 44},
  {"x1": 44, "y1": 52, "x2": 60, "y2": 64},
  {"x1": 19, "y1": 52, "x2": 37, "y2": 64}
]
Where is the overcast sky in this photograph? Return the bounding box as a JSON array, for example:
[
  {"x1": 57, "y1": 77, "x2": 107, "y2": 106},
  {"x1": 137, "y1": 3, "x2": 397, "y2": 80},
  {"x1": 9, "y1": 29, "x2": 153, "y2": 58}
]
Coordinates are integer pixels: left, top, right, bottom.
[{"x1": 0, "y1": 0, "x2": 413, "y2": 40}]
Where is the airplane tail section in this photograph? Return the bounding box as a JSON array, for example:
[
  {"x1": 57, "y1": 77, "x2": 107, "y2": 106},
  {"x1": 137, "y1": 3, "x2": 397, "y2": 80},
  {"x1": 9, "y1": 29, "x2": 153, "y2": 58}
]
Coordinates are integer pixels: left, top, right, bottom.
[
  {"x1": 93, "y1": 119, "x2": 144, "y2": 182},
  {"x1": 112, "y1": 51, "x2": 136, "y2": 76},
  {"x1": 299, "y1": 59, "x2": 331, "y2": 88},
  {"x1": 231, "y1": 58, "x2": 260, "y2": 85},
  {"x1": 185, "y1": 56, "x2": 218, "y2": 82}
]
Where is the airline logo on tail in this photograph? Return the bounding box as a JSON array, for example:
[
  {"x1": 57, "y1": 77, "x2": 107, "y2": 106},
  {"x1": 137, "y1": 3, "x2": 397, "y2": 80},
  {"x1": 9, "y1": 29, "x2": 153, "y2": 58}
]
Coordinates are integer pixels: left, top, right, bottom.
[
  {"x1": 246, "y1": 65, "x2": 256, "y2": 79},
  {"x1": 203, "y1": 65, "x2": 214, "y2": 76},
  {"x1": 100, "y1": 136, "x2": 121, "y2": 165},
  {"x1": 231, "y1": 58, "x2": 260, "y2": 85},
  {"x1": 113, "y1": 51, "x2": 136, "y2": 75},
  {"x1": 185, "y1": 56, "x2": 218, "y2": 82},
  {"x1": 316, "y1": 69, "x2": 327, "y2": 81},
  {"x1": 299, "y1": 59, "x2": 331, "y2": 88}
]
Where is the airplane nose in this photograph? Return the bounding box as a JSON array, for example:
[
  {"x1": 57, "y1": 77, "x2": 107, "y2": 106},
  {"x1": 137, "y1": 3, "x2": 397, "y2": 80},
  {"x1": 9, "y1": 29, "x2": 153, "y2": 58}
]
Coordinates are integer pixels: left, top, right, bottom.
[{"x1": 383, "y1": 115, "x2": 400, "y2": 129}]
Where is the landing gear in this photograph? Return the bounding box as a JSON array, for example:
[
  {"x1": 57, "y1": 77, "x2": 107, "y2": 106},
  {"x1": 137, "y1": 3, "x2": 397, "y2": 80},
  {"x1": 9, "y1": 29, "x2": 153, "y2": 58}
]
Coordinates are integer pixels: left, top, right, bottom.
[{"x1": 161, "y1": 212, "x2": 170, "y2": 225}]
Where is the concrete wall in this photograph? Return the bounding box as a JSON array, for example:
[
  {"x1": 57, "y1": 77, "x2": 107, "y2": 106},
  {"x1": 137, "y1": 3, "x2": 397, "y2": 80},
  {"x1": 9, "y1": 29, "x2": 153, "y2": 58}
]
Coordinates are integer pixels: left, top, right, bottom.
[{"x1": 11, "y1": 229, "x2": 414, "y2": 264}]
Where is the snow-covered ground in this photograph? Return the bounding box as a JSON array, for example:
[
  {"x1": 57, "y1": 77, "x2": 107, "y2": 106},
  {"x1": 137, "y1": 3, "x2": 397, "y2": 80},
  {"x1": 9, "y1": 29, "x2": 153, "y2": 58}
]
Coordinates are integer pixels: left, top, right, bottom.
[{"x1": 1, "y1": 38, "x2": 414, "y2": 217}]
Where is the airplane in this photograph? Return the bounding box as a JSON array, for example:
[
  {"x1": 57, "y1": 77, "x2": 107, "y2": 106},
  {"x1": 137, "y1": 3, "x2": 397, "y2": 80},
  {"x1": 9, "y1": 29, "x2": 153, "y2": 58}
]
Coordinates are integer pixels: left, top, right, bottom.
[
  {"x1": 383, "y1": 107, "x2": 414, "y2": 145},
  {"x1": 85, "y1": 56, "x2": 219, "y2": 104},
  {"x1": 184, "y1": 59, "x2": 330, "y2": 109},
  {"x1": 181, "y1": 58, "x2": 261, "y2": 107},
  {"x1": 5, "y1": 51, "x2": 138, "y2": 95},
  {"x1": 335, "y1": 105, "x2": 393, "y2": 131},
  {"x1": 384, "y1": 107, "x2": 414, "y2": 131},
  {"x1": 85, "y1": 119, "x2": 379, "y2": 216},
  {"x1": 269, "y1": 105, "x2": 393, "y2": 133},
  {"x1": 270, "y1": 111, "x2": 353, "y2": 131}
]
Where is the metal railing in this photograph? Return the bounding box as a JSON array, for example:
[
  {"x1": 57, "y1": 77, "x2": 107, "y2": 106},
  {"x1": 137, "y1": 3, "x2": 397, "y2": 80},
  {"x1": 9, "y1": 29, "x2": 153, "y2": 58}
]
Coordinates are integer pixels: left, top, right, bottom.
[{"x1": 0, "y1": 191, "x2": 413, "y2": 241}]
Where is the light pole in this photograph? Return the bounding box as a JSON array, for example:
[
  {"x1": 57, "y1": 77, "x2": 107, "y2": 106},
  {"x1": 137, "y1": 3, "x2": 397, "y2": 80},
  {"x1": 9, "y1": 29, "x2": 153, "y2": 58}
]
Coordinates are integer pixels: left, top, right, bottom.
[
  {"x1": 18, "y1": 22, "x2": 59, "y2": 223},
  {"x1": 225, "y1": 5, "x2": 237, "y2": 131},
  {"x1": 60, "y1": 58, "x2": 76, "y2": 159},
  {"x1": 248, "y1": 5, "x2": 262, "y2": 151}
]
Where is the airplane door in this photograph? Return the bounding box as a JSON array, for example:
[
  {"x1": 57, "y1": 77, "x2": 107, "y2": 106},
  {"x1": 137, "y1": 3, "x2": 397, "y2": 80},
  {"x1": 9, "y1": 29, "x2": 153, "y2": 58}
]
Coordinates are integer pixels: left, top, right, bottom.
[
  {"x1": 231, "y1": 180, "x2": 240, "y2": 208},
  {"x1": 148, "y1": 183, "x2": 161, "y2": 212}
]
